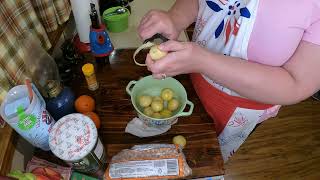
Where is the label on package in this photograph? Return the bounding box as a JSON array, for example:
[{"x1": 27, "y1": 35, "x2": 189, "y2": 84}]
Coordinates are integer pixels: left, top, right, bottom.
[
  {"x1": 94, "y1": 139, "x2": 104, "y2": 159},
  {"x1": 2, "y1": 84, "x2": 54, "y2": 151},
  {"x1": 109, "y1": 158, "x2": 179, "y2": 178}
]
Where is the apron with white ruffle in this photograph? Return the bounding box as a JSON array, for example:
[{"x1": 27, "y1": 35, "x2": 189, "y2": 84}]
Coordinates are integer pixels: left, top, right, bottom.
[{"x1": 192, "y1": 0, "x2": 280, "y2": 161}]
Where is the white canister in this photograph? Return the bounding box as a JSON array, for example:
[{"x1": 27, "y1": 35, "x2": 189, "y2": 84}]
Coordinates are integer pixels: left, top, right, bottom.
[
  {"x1": 0, "y1": 85, "x2": 55, "y2": 151},
  {"x1": 49, "y1": 113, "x2": 106, "y2": 177}
]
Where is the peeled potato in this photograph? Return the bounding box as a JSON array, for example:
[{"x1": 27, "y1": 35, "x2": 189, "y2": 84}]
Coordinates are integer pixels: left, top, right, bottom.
[
  {"x1": 168, "y1": 98, "x2": 179, "y2": 111},
  {"x1": 173, "y1": 135, "x2": 187, "y2": 148},
  {"x1": 138, "y1": 95, "x2": 152, "y2": 107},
  {"x1": 143, "y1": 107, "x2": 154, "y2": 117},
  {"x1": 151, "y1": 100, "x2": 163, "y2": 112},
  {"x1": 160, "y1": 109, "x2": 172, "y2": 118},
  {"x1": 152, "y1": 112, "x2": 162, "y2": 119},
  {"x1": 153, "y1": 96, "x2": 164, "y2": 103},
  {"x1": 149, "y1": 45, "x2": 168, "y2": 60},
  {"x1": 161, "y1": 88, "x2": 174, "y2": 101}
]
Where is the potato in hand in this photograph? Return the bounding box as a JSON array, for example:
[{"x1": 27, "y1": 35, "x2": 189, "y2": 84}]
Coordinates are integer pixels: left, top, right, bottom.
[{"x1": 149, "y1": 45, "x2": 167, "y2": 60}]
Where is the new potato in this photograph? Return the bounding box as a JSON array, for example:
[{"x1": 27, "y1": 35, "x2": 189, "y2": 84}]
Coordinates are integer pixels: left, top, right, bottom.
[
  {"x1": 173, "y1": 135, "x2": 187, "y2": 148},
  {"x1": 138, "y1": 95, "x2": 152, "y2": 107},
  {"x1": 149, "y1": 45, "x2": 168, "y2": 60},
  {"x1": 168, "y1": 98, "x2": 179, "y2": 111},
  {"x1": 153, "y1": 96, "x2": 163, "y2": 103},
  {"x1": 138, "y1": 88, "x2": 180, "y2": 119},
  {"x1": 152, "y1": 112, "x2": 162, "y2": 119},
  {"x1": 160, "y1": 109, "x2": 172, "y2": 118},
  {"x1": 143, "y1": 107, "x2": 154, "y2": 117},
  {"x1": 151, "y1": 100, "x2": 164, "y2": 112},
  {"x1": 161, "y1": 88, "x2": 174, "y2": 101}
]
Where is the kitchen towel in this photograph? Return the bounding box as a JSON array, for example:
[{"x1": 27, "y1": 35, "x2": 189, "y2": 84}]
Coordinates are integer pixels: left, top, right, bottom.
[{"x1": 125, "y1": 117, "x2": 177, "y2": 138}]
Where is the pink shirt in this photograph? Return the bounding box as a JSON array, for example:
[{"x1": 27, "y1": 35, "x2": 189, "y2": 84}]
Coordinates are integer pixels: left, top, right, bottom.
[
  {"x1": 248, "y1": 0, "x2": 320, "y2": 66},
  {"x1": 194, "y1": 0, "x2": 320, "y2": 96},
  {"x1": 194, "y1": 0, "x2": 320, "y2": 66}
]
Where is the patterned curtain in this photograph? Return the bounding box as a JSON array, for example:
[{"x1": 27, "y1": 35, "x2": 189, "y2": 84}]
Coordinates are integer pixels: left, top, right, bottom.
[{"x1": 0, "y1": 0, "x2": 71, "y2": 103}]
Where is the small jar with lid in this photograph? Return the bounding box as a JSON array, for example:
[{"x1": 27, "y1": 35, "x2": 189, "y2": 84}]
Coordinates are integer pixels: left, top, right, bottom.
[
  {"x1": 82, "y1": 63, "x2": 99, "y2": 91},
  {"x1": 49, "y1": 113, "x2": 107, "y2": 178}
]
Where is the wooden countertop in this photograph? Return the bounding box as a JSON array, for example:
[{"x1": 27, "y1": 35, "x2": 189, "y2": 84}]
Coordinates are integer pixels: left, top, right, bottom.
[
  {"x1": 1, "y1": 47, "x2": 319, "y2": 179},
  {"x1": 0, "y1": 49, "x2": 226, "y2": 178},
  {"x1": 72, "y1": 49, "x2": 225, "y2": 178}
]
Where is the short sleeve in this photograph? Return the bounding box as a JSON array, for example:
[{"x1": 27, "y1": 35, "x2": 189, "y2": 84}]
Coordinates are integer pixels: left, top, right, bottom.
[{"x1": 302, "y1": 3, "x2": 320, "y2": 45}]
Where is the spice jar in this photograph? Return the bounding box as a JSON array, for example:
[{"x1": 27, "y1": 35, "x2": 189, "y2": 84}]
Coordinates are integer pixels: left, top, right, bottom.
[
  {"x1": 49, "y1": 113, "x2": 107, "y2": 178},
  {"x1": 82, "y1": 63, "x2": 99, "y2": 91}
]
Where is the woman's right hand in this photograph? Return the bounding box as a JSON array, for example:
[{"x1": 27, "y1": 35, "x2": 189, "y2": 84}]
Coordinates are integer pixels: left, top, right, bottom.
[{"x1": 138, "y1": 10, "x2": 180, "y2": 41}]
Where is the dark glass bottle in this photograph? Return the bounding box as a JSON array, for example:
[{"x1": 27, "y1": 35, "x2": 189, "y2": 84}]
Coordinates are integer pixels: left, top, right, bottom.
[{"x1": 46, "y1": 81, "x2": 75, "y2": 121}]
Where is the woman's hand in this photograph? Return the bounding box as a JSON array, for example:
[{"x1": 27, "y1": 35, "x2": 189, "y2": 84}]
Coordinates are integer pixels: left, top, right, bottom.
[
  {"x1": 138, "y1": 10, "x2": 181, "y2": 40},
  {"x1": 146, "y1": 40, "x2": 208, "y2": 79}
]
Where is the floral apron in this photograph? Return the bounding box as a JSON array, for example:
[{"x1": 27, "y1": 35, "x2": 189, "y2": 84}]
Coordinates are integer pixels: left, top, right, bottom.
[{"x1": 192, "y1": 0, "x2": 281, "y2": 161}]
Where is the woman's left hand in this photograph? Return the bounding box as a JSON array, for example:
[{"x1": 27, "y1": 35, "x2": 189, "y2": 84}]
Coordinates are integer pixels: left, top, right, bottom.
[{"x1": 146, "y1": 40, "x2": 207, "y2": 79}]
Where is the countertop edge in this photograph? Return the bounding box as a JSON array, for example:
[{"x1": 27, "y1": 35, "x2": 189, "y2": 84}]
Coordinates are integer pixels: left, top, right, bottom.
[{"x1": 0, "y1": 125, "x2": 15, "y2": 175}]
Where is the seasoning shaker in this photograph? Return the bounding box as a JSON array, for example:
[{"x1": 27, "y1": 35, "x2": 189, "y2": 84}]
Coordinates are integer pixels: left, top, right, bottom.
[{"x1": 82, "y1": 63, "x2": 99, "y2": 91}]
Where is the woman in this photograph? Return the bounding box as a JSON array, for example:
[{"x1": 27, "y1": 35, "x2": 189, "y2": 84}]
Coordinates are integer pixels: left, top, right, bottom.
[{"x1": 138, "y1": 0, "x2": 320, "y2": 161}]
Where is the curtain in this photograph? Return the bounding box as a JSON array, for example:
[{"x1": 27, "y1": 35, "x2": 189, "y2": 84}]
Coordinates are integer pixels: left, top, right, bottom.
[{"x1": 0, "y1": 0, "x2": 71, "y2": 103}]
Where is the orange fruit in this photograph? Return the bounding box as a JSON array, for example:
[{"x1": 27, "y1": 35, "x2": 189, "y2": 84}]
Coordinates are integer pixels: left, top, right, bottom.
[
  {"x1": 83, "y1": 112, "x2": 101, "y2": 129},
  {"x1": 75, "y1": 95, "x2": 95, "y2": 113}
]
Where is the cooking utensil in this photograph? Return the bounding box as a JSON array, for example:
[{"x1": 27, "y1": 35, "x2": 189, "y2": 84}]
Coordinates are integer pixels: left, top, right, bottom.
[
  {"x1": 143, "y1": 33, "x2": 169, "y2": 44},
  {"x1": 312, "y1": 91, "x2": 320, "y2": 101}
]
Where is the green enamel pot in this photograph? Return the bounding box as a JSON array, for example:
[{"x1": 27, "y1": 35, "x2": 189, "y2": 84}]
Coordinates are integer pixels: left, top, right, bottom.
[{"x1": 126, "y1": 75, "x2": 194, "y2": 127}]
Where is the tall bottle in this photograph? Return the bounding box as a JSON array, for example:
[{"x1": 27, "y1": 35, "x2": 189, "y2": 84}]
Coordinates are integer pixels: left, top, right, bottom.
[
  {"x1": 89, "y1": 3, "x2": 113, "y2": 64},
  {"x1": 19, "y1": 31, "x2": 75, "y2": 120}
]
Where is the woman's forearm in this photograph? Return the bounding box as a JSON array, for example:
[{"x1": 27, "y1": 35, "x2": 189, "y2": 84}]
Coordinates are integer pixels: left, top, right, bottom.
[
  {"x1": 168, "y1": 0, "x2": 199, "y2": 33},
  {"x1": 197, "y1": 42, "x2": 320, "y2": 105}
]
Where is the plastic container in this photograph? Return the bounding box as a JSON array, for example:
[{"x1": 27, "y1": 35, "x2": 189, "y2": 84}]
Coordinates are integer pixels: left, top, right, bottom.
[
  {"x1": 0, "y1": 85, "x2": 55, "y2": 151},
  {"x1": 103, "y1": 6, "x2": 130, "y2": 33},
  {"x1": 49, "y1": 113, "x2": 107, "y2": 178},
  {"x1": 104, "y1": 144, "x2": 192, "y2": 179},
  {"x1": 126, "y1": 76, "x2": 194, "y2": 127}
]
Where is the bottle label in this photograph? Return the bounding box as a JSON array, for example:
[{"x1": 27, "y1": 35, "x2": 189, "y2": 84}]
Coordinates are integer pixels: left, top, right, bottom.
[{"x1": 86, "y1": 74, "x2": 99, "y2": 91}]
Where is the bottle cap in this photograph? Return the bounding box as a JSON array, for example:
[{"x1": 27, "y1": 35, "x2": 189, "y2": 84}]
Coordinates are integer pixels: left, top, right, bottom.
[{"x1": 82, "y1": 63, "x2": 95, "y2": 76}]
